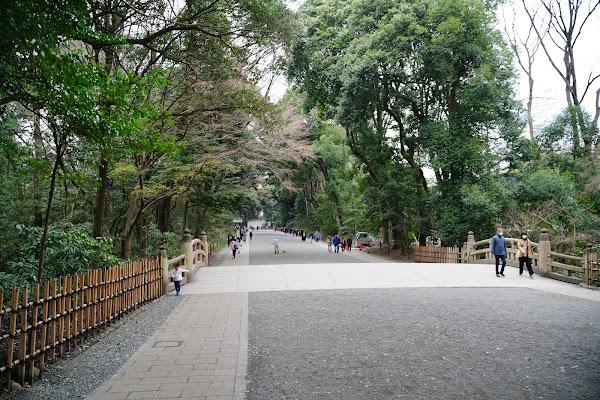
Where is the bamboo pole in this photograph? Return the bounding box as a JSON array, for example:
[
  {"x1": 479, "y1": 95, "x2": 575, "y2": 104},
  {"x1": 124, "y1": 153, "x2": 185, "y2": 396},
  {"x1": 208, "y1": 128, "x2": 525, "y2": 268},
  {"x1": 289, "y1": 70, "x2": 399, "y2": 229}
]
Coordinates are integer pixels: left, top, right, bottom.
[
  {"x1": 65, "y1": 275, "x2": 72, "y2": 353},
  {"x1": 18, "y1": 283, "x2": 28, "y2": 386},
  {"x1": 78, "y1": 273, "x2": 84, "y2": 345},
  {"x1": 15, "y1": 283, "x2": 29, "y2": 386},
  {"x1": 58, "y1": 277, "x2": 65, "y2": 358},
  {"x1": 39, "y1": 281, "x2": 49, "y2": 378},
  {"x1": 6, "y1": 286, "x2": 18, "y2": 389},
  {"x1": 28, "y1": 283, "x2": 40, "y2": 384},
  {"x1": 50, "y1": 280, "x2": 57, "y2": 363}
]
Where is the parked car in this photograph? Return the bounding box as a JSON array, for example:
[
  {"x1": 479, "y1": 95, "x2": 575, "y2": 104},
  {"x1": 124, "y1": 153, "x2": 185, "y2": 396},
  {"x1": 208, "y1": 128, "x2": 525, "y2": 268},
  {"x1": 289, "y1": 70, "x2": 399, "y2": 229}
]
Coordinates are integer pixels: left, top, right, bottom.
[{"x1": 354, "y1": 232, "x2": 374, "y2": 247}]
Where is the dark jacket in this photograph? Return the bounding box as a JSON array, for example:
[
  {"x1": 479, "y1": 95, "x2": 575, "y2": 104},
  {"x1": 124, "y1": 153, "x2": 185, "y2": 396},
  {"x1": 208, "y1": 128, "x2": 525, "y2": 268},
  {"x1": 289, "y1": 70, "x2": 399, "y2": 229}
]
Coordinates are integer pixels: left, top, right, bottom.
[{"x1": 491, "y1": 234, "x2": 507, "y2": 256}]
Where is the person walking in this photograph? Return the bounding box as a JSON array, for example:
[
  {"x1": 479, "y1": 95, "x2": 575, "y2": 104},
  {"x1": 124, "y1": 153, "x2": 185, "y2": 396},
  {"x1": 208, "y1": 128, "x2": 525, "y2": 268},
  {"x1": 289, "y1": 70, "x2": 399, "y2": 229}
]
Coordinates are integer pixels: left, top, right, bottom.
[
  {"x1": 517, "y1": 231, "x2": 534, "y2": 278},
  {"x1": 333, "y1": 234, "x2": 341, "y2": 253},
  {"x1": 327, "y1": 236, "x2": 332, "y2": 253},
  {"x1": 249, "y1": 231, "x2": 253, "y2": 241},
  {"x1": 230, "y1": 238, "x2": 238, "y2": 258},
  {"x1": 272, "y1": 237, "x2": 280, "y2": 254},
  {"x1": 491, "y1": 227, "x2": 507, "y2": 277},
  {"x1": 170, "y1": 264, "x2": 189, "y2": 296},
  {"x1": 347, "y1": 236, "x2": 352, "y2": 252}
]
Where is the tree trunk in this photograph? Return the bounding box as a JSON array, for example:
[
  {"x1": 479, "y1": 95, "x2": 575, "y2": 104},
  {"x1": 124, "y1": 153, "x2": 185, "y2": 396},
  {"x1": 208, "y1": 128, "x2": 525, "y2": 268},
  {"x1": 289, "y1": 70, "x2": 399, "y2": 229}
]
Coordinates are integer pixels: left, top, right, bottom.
[
  {"x1": 527, "y1": 74, "x2": 535, "y2": 141},
  {"x1": 182, "y1": 199, "x2": 190, "y2": 231},
  {"x1": 37, "y1": 141, "x2": 63, "y2": 283},
  {"x1": 392, "y1": 223, "x2": 409, "y2": 255},
  {"x1": 92, "y1": 156, "x2": 109, "y2": 238},
  {"x1": 156, "y1": 196, "x2": 172, "y2": 233},
  {"x1": 120, "y1": 189, "x2": 140, "y2": 259},
  {"x1": 33, "y1": 114, "x2": 43, "y2": 227},
  {"x1": 194, "y1": 205, "x2": 206, "y2": 238}
]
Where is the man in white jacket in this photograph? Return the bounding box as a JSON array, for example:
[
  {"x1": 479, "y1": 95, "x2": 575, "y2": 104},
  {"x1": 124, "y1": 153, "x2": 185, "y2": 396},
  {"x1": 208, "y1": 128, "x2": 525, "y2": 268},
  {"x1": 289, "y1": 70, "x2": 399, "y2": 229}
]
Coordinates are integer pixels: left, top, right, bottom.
[{"x1": 170, "y1": 265, "x2": 189, "y2": 296}]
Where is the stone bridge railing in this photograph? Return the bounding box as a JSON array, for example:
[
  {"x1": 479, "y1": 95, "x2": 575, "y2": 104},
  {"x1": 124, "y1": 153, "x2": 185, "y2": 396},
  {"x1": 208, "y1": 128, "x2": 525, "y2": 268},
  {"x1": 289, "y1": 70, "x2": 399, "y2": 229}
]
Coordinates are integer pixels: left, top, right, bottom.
[
  {"x1": 463, "y1": 229, "x2": 598, "y2": 286},
  {"x1": 159, "y1": 229, "x2": 209, "y2": 294}
]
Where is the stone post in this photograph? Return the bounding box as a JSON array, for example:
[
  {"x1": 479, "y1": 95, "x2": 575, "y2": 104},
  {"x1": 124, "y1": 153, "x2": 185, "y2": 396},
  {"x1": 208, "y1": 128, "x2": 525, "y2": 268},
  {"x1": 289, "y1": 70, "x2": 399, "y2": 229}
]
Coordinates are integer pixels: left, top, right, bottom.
[
  {"x1": 159, "y1": 245, "x2": 169, "y2": 295},
  {"x1": 465, "y1": 232, "x2": 475, "y2": 263},
  {"x1": 584, "y1": 243, "x2": 592, "y2": 286},
  {"x1": 199, "y1": 231, "x2": 208, "y2": 265},
  {"x1": 181, "y1": 228, "x2": 194, "y2": 282},
  {"x1": 538, "y1": 229, "x2": 551, "y2": 277}
]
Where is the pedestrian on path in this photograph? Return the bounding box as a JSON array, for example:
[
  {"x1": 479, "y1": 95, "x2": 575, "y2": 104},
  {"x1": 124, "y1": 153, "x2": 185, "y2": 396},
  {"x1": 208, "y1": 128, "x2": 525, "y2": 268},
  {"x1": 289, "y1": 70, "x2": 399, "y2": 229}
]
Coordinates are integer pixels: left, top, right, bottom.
[
  {"x1": 491, "y1": 228, "x2": 507, "y2": 277},
  {"x1": 517, "y1": 232, "x2": 534, "y2": 278},
  {"x1": 249, "y1": 231, "x2": 253, "y2": 240},
  {"x1": 327, "y1": 236, "x2": 332, "y2": 252},
  {"x1": 230, "y1": 239, "x2": 238, "y2": 258},
  {"x1": 333, "y1": 234, "x2": 341, "y2": 253},
  {"x1": 272, "y1": 237, "x2": 280, "y2": 254},
  {"x1": 170, "y1": 264, "x2": 189, "y2": 296},
  {"x1": 347, "y1": 236, "x2": 352, "y2": 252}
]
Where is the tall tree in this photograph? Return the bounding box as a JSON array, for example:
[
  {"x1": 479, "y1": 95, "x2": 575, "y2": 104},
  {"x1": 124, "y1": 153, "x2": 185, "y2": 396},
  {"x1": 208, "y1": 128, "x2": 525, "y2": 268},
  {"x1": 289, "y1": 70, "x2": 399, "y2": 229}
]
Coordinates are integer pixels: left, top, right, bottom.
[
  {"x1": 522, "y1": 0, "x2": 600, "y2": 155},
  {"x1": 289, "y1": 0, "x2": 518, "y2": 247}
]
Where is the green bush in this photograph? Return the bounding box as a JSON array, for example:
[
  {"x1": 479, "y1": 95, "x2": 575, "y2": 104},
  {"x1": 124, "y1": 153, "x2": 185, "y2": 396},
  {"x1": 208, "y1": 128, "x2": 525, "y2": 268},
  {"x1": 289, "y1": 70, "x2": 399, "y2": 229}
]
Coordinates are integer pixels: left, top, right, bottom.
[{"x1": 4, "y1": 224, "x2": 121, "y2": 285}]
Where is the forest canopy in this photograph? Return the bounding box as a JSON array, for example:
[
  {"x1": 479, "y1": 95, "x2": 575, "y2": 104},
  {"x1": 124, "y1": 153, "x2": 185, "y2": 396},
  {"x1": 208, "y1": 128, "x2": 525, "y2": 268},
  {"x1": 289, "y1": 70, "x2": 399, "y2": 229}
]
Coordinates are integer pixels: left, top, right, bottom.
[{"x1": 0, "y1": 0, "x2": 598, "y2": 289}]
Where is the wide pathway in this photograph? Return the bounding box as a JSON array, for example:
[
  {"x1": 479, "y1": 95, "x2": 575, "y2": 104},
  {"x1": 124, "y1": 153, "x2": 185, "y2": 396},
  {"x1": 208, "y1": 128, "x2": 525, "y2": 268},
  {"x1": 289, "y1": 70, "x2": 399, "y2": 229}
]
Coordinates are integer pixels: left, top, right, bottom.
[{"x1": 88, "y1": 230, "x2": 600, "y2": 400}]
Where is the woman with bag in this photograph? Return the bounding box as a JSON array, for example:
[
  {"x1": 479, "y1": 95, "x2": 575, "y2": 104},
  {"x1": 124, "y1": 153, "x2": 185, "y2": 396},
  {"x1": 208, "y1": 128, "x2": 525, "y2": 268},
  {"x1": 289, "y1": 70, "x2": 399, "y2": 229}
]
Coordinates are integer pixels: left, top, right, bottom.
[{"x1": 517, "y1": 232, "x2": 534, "y2": 279}]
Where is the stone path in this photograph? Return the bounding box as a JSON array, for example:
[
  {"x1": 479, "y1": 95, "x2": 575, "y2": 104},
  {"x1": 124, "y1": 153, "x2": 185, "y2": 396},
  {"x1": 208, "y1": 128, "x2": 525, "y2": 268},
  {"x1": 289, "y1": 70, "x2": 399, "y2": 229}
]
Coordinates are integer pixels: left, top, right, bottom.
[
  {"x1": 87, "y1": 230, "x2": 600, "y2": 400},
  {"x1": 87, "y1": 293, "x2": 248, "y2": 400}
]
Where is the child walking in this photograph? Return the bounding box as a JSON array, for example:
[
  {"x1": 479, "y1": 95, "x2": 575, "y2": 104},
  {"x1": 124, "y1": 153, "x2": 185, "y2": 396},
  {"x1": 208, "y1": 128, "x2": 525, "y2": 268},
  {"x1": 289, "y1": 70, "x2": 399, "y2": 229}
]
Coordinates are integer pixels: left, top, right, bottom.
[
  {"x1": 170, "y1": 264, "x2": 189, "y2": 296},
  {"x1": 230, "y1": 239, "x2": 238, "y2": 258}
]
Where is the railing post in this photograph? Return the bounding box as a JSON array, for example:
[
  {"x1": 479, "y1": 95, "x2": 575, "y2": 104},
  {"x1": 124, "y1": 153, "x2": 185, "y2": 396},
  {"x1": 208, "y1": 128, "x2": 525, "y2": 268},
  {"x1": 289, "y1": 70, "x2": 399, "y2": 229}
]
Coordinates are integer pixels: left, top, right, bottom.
[
  {"x1": 181, "y1": 228, "x2": 194, "y2": 282},
  {"x1": 199, "y1": 231, "x2": 208, "y2": 265},
  {"x1": 538, "y1": 229, "x2": 551, "y2": 277},
  {"x1": 159, "y1": 245, "x2": 169, "y2": 295},
  {"x1": 584, "y1": 243, "x2": 592, "y2": 285},
  {"x1": 465, "y1": 231, "x2": 475, "y2": 263}
]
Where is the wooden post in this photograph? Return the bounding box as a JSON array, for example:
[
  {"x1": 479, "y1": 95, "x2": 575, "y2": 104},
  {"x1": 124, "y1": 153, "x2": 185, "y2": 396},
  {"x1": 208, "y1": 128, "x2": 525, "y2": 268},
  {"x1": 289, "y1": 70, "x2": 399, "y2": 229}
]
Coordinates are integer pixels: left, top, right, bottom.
[
  {"x1": 465, "y1": 232, "x2": 475, "y2": 263},
  {"x1": 6, "y1": 286, "x2": 18, "y2": 389},
  {"x1": 18, "y1": 284, "x2": 28, "y2": 386},
  {"x1": 50, "y1": 279, "x2": 57, "y2": 363},
  {"x1": 78, "y1": 274, "x2": 84, "y2": 346},
  {"x1": 538, "y1": 229, "x2": 551, "y2": 277},
  {"x1": 39, "y1": 281, "x2": 49, "y2": 378},
  {"x1": 160, "y1": 245, "x2": 169, "y2": 295},
  {"x1": 28, "y1": 283, "x2": 40, "y2": 384},
  {"x1": 200, "y1": 231, "x2": 208, "y2": 264},
  {"x1": 584, "y1": 243, "x2": 592, "y2": 285},
  {"x1": 181, "y1": 228, "x2": 194, "y2": 282}
]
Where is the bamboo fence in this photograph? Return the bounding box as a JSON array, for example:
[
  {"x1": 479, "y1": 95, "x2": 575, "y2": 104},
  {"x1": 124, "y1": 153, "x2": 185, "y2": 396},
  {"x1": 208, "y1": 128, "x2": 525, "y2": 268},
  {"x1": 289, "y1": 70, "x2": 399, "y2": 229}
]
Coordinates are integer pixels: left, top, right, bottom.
[
  {"x1": 413, "y1": 245, "x2": 461, "y2": 263},
  {"x1": 0, "y1": 259, "x2": 162, "y2": 388}
]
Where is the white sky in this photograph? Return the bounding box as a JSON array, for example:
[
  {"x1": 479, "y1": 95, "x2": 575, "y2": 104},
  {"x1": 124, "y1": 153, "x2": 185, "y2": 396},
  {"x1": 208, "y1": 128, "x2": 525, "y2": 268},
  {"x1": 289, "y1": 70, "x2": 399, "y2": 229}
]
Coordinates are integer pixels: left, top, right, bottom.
[{"x1": 269, "y1": 0, "x2": 600, "y2": 136}]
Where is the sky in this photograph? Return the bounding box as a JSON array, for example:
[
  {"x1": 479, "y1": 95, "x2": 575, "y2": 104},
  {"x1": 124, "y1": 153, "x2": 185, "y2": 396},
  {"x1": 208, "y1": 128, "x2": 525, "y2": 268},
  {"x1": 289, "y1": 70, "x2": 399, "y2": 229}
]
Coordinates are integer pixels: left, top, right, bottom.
[{"x1": 270, "y1": 0, "x2": 600, "y2": 135}]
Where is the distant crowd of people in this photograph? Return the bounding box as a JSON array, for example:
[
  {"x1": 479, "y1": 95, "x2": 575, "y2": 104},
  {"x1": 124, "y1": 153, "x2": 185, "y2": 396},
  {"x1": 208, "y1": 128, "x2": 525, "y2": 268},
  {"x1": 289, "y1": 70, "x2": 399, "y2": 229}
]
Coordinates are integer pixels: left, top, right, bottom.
[{"x1": 272, "y1": 227, "x2": 356, "y2": 254}]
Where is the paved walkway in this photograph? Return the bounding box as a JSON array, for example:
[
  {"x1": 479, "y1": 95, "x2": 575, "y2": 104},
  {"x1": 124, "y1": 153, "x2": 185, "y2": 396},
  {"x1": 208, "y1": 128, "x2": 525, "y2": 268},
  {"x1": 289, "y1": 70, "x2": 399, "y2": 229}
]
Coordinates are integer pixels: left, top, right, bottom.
[
  {"x1": 88, "y1": 231, "x2": 600, "y2": 400},
  {"x1": 88, "y1": 293, "x2": 248, "y2": 400}
]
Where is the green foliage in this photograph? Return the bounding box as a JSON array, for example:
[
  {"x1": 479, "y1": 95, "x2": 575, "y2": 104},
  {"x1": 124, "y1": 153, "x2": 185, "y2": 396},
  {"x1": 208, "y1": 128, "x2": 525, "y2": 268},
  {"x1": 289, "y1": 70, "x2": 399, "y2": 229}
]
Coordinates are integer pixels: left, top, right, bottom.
[
  {"x1": 510, "y1": 169, "x2": 575, "y2": 206},
  {"x1": 289, "y1": 0, "x2": 518, "y2": 251},
  {"x1": 1, "y1": 224, "x2": 121, "y2": 291},
  {"x1": 428, "y1": 178, "x2": 508, "y2": 244}
]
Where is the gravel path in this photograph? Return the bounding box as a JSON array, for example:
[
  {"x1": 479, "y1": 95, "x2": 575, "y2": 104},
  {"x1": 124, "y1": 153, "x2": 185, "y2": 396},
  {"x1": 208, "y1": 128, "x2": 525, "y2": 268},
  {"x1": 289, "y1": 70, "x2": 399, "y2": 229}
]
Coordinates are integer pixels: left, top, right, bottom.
[
  {"x1": 1, "y1": 295, "x2": 181, "y2": 400},
  {"x1": 248, "y1": 288, "x2": 600, "y2": 400}
]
